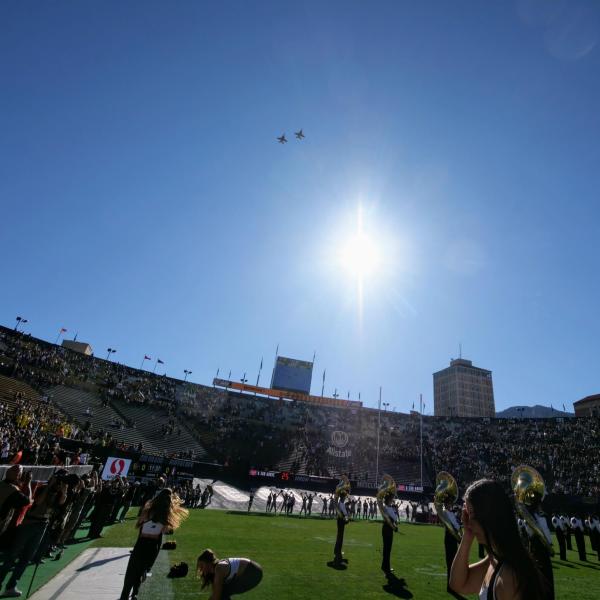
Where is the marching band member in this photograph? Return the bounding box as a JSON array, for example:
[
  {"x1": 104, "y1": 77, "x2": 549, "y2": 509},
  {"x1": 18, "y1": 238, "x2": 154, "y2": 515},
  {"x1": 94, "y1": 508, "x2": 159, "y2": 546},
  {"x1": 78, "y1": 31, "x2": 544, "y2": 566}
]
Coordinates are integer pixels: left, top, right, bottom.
[
  {"x1": 333, "y1": 476, "x2": 350, "y2": 565},
  {"x1": 377, "y1": 476, "x2": 399, "y2": 577},
  {"x1": 526, "y1": 508, "x2": 554, "y2": 599},
  {"x1": 512, "y1": 465, "x2": 554, "y2": 600},
  {"x1": 561, "y1": 514, "x2": 572, "y2": 550},
  {"x1": 433, "y1": 472, "x2": 465, "y2": 599},
  {"x1": 551, "y1": 514, "x2": 567, "y2": 561},
  {"x1": 570, "y1": 514, "x2": 587, "y2": 561},
  {"x1": 591, "y1": 514, "x2": 600, "y2": 561}
]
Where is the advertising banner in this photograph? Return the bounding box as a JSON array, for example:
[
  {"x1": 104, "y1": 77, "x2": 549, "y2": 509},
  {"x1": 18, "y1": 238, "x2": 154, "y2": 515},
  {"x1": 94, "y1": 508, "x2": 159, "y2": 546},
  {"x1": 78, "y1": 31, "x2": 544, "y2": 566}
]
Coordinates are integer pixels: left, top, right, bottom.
[{"x1": 101, "y1": 456, "x2": 132, "y2": 480}]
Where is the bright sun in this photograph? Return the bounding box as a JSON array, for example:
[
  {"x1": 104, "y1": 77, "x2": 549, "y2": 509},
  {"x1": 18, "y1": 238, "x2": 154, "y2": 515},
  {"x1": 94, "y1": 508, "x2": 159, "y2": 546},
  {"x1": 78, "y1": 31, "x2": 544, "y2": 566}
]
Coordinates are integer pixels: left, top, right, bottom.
[
  {"x1": 337, "y1": 206, "x2": 382, "y2": 280},
  {"x1": 339, "y1": 232, "x2": 381, "y2": 279}
]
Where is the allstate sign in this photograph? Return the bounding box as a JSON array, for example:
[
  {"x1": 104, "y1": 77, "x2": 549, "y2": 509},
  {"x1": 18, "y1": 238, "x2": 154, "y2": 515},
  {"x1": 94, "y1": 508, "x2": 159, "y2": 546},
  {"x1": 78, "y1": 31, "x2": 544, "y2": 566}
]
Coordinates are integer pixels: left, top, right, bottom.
[{"x1": 326, "y1": 431, "x2": 351, "y2": 458}]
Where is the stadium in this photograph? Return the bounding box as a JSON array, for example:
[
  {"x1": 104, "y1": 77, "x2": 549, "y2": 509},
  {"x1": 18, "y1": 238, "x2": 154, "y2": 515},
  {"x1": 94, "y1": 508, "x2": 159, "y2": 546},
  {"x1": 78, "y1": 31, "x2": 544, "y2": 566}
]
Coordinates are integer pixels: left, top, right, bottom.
[
  {"x1": 3, "y1": 2, "x2": 600, "y2": 600},
  {"x1": 0, "y1": 324, "x2": 598, "y2": 599}
]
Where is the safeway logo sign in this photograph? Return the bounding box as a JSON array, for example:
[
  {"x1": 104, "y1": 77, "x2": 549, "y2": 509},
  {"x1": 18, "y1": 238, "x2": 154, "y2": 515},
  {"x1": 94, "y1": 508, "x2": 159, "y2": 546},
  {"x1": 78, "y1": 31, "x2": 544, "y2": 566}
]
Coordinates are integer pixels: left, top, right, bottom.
[{"x1": 101, "y1": 456, "x2": 132, "y2": 480}]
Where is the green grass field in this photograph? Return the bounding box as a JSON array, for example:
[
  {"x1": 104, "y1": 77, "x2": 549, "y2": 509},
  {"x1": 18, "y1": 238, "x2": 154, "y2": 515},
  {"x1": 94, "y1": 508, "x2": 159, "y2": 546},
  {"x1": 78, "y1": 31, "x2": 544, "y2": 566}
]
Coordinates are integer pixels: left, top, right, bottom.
[{"x1": 92, "y1": 509, "x2": 600, "y2": 599}]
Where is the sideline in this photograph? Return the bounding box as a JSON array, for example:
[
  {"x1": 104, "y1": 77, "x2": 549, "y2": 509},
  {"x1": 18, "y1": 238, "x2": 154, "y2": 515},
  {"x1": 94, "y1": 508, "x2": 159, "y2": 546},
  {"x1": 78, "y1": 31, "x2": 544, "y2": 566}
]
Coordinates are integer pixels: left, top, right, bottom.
[{"x1": 28, "y1": 547, "x2": 175, "y2": 600}]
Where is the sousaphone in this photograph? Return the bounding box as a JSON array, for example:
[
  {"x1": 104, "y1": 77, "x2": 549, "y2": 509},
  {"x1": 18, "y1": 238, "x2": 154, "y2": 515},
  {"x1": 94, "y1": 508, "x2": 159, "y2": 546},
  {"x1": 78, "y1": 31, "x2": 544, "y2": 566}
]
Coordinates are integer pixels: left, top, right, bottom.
[{"x1": 434, "y1": 471, "x2": 461, "y2": 541}]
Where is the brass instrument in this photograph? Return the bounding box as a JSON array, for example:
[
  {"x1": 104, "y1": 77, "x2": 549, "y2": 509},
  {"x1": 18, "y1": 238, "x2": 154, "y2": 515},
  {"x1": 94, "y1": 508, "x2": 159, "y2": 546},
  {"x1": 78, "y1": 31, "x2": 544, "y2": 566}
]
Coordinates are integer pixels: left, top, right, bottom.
[
  {"x1": 434, "y1": 471, "x2": 461, "y2": 541},
  {"x1": 334, "y1": 475, "x2": 351, "y2": 521},
  {"x1": 377, "y1": 474, "x2": 398, "y2": 531},
  {"x1": 335, "y1": 475, "x2": 351, "y2": 498},
  {"x1": 512, "y1": 465, "x2": 554, "y2": 556}
]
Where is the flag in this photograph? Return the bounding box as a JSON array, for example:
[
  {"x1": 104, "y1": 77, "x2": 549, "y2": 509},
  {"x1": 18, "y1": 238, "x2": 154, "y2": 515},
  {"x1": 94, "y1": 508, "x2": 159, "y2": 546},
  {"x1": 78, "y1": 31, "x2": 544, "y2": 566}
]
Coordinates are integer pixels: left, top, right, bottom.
[
  {"x1": 322, "y1": 370, "x2": 326, "y2": 382},
  {"x1": 157, "y1": 359, "x2": 164, "y2": 364},
  {"x1": 562, "y1": 404, "x2": 566, "y2": 412},
  {"x1": 228, "y1": 370, "x2": 232, "y2": 379},
  {"x1": 144, "y1": 355, "x2": 151, "y2": 360},
  {"x1": 260, "y1": 358, "x2": 263, "y2": 369},
  {"x1": 216, "y1": 368, "x2": 220, "y2": 377},
  {"x1": 73, "y1": 332, "x2": 78, "y2": 341},
  {"x1": 412, "y1": 402, "x2": 414, "y2": 410},
  {"x1": 60, "y1": 328, "x2": 67, "y2": 333}
]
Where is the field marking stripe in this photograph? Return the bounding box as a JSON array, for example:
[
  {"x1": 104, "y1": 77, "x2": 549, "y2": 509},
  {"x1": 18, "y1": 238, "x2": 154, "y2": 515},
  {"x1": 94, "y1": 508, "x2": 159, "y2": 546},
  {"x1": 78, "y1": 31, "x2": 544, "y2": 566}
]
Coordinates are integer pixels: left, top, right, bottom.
[{"x1": 42, "y1": 547, "x2": 103, "y2": 600}]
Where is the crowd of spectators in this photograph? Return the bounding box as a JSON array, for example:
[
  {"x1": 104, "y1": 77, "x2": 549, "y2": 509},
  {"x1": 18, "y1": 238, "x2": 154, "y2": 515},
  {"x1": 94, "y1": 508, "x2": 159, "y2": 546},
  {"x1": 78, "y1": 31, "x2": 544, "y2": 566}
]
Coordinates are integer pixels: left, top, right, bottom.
[
  {"x1": 2, "y1": 324, "x2": 599, "y2": 499},
  {"x1": 0, "y1": 464, "x2": 180, "y2": 597},
  {"x1": 425, "y1": 417, "x2": 600, "y2": 497}
]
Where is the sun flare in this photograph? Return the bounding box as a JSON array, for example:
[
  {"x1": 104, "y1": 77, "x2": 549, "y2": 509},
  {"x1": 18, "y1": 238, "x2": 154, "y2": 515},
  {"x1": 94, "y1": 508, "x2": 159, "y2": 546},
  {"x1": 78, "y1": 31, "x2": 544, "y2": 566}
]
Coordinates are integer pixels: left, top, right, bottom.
[{"x1": 339, "y1": 232, "x2": 381, "y2": 279}]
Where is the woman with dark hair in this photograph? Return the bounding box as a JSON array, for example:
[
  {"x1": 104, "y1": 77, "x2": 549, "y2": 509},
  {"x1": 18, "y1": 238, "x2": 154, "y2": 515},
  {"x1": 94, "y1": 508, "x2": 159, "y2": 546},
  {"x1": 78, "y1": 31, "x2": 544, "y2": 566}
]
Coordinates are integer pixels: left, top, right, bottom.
[
  {"x1": 197, "y1": 549, "x2": 263, "y2": 599},
  {"x1": 450, "y1": 479, "x2": 547, "y2": 600},
  {"x1": 119, "y1": 488, "x2": 188, "y2": 600}
]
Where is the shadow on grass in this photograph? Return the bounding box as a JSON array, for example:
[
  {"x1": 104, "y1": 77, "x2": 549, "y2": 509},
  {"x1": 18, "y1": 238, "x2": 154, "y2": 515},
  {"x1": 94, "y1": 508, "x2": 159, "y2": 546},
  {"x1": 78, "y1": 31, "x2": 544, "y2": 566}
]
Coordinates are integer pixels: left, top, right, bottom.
[
  {"x1": 77, "y1": 554, "x2": 130, "y2": 571},
  {"x1": 326, "y1": 560, "x2": 348, "y2": 571},
  {"x1": 382, "y1": 573, "x2": 413, "y2": 598},
  {"x1": 578, "y1": 562, "x2": 600, "y2": 571}
]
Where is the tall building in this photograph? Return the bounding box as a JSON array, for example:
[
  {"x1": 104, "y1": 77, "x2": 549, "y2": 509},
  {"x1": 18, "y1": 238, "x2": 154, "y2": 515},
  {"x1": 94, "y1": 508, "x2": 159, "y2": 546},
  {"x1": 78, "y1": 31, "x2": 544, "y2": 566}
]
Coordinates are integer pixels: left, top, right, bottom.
[
  {"x1": 573, "y1": 394, "x2": 600, "y2": 417},
  {"x1": 433, "y1": 358, "x2": 495, "y2": 417}
]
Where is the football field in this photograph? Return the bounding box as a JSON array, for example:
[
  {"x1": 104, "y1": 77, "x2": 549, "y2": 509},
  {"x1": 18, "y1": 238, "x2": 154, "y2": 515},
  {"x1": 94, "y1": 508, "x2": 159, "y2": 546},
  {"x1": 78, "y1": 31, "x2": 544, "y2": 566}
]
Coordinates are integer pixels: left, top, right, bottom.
[{"x1": 90, "y1": 509, "x2": 599, "y2": 600}]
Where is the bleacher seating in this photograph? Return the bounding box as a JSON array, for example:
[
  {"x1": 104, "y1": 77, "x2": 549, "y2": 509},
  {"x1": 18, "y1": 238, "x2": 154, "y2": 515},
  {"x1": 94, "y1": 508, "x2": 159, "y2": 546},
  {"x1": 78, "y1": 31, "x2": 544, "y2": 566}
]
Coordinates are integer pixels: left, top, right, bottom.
[{"x1": 1, "y1": 324, "x2": 599, "y2": 497}]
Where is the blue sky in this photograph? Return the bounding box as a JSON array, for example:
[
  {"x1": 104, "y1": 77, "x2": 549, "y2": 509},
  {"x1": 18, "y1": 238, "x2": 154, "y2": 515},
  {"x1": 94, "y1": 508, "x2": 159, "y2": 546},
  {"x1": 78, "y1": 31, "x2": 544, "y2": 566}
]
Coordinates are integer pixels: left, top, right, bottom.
[{"x1": 2, "y1": 1, "x2": 600, "y2": 412}]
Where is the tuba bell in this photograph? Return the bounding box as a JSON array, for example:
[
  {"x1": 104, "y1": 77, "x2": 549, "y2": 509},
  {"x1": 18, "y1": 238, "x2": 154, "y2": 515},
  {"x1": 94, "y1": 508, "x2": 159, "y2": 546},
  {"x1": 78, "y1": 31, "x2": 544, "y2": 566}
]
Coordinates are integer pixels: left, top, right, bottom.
[
  {"x1": 376, "y1": 474, "x2": 398, "y2": 531},
  {"x1": 512, "y1": 465, "x2": 554, "y2": 556},
  {"x1": 334, "y1": 475, "x2": 351, "y2": 521},
  {"x1": 434, "y1": 471, "x2": 461, "y2": 541},
  {"x1": 334, "y1": 474, "x2": 351, "y2": 499}
]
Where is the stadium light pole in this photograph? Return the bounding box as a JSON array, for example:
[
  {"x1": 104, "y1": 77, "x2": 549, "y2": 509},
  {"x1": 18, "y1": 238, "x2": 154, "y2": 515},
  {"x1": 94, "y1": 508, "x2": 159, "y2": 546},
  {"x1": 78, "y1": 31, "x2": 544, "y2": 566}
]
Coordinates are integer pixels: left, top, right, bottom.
[
  {"x1": 376, "y1": 387, "x2": 382, "y2": 485},
  {"x1": 240, "y1": 373, "x2": 248, "y2": 392},
  {"x1": 14, "y1": 316, "x2": 28, "y2": 331},
  {"x1": 383, "y1": 402, "x2": 390, "y2": 412},
  {"x1": 419, "y1": 394, "x2": 423, "y2": 489},
  {"x1": 184, "y1": 369, "x2": 192, "y2": 381},
  {"x1": 106, "y1": 348, "x2": 116, "y2": 361}
]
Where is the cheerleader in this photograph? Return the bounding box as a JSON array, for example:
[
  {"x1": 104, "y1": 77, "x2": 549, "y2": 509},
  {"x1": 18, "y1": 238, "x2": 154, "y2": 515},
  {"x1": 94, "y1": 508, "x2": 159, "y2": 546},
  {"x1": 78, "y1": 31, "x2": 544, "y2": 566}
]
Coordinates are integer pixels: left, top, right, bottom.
[
  {"x1": 197, "y1": 549, "x2": 263, "y2": 600},
  {"x1": 119, "y1": 488, "x2": 188, "y2": 600}
]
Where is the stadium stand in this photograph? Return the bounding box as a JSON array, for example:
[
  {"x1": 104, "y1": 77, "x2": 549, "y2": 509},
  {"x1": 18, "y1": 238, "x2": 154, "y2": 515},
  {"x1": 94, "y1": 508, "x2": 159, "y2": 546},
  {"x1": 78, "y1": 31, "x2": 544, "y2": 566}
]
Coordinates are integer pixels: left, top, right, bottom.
[{"x1": 1, "y1": 324, "x2": 599, "y2": 498}]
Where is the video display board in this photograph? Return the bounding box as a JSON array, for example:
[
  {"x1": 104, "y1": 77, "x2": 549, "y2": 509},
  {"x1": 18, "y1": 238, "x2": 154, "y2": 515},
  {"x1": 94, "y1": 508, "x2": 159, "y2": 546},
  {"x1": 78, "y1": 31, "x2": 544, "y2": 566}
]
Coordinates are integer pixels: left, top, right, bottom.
[{"x1": 270, "y1": 356, "x2": 313, "y2": 395}]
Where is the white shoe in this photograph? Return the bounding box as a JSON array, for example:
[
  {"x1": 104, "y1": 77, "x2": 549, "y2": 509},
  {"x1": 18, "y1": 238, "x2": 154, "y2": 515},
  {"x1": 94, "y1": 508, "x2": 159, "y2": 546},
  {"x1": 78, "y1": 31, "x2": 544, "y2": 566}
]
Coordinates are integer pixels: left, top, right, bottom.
[{"x1": 2, "y1": 588, "x2": 23, "y2": 598}]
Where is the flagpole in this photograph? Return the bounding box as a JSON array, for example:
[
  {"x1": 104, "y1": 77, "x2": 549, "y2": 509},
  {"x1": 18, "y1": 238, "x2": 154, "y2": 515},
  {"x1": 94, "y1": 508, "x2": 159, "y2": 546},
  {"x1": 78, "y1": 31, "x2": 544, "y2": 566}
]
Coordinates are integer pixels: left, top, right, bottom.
[
  {"x1": 419, "y1": 393, "x2": 423, "y2": 489},
  {"x1": 376, "y1": 387, "x2": 382, "y2": 485},
  {"x1": 321, "y1": 370, "x2": 326, "y2": 397},
  {"x1": 54, "y1": 329, "x2": 65, "y2": 345},
  {"x1": 256, "y1": 357, "x2": 263, "y2": 387},
  {"x1": 140, "y1": 357, "x2": 146, "y2": 370},
  {"x1": 271, "y1": 343, "x2": 279, "y2": 388},
  {"x1": 153, "y1": 359, "x2": 158, "y2": 374}
]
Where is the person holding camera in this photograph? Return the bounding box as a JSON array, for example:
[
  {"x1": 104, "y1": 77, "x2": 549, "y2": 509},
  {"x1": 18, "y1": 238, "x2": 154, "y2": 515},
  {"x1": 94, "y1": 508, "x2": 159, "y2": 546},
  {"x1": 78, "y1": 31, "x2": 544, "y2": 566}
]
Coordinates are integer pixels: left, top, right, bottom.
[
  {"x1": 0, "y1": 473, "x2": 67, "y2": 597},
  {"x1": 0, "y1": 466, "x2": 32, "y2": 547}
]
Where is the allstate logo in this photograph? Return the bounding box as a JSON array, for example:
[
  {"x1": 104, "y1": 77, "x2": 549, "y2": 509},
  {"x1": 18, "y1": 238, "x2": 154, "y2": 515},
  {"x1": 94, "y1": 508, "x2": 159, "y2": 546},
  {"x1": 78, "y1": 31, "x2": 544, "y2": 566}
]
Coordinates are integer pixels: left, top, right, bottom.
[{"x1": 331, "y1": 430, "x2": 349, "y2": 448}]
